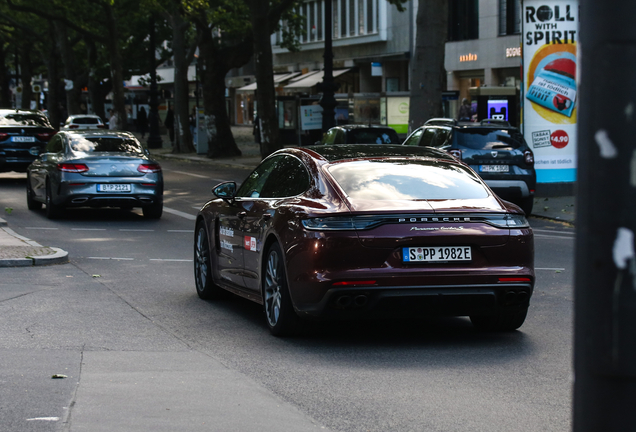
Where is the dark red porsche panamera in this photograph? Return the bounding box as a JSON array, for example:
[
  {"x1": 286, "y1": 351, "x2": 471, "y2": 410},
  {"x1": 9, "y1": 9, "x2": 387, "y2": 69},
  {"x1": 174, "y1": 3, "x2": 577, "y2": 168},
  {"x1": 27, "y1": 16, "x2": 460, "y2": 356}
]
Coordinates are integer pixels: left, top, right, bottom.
[{"x1": 194, "y1": 145, "x2": 534, "y2": 336}]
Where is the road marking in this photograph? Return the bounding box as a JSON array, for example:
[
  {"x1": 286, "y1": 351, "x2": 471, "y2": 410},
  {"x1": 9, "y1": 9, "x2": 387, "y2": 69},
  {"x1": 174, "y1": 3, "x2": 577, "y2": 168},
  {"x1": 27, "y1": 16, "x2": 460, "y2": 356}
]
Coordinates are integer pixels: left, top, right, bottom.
[
  {"x1": 27, "y1": 417, "x2": 59, "y2": 421},
  {"x1": 25, "y1": 227, "x2": 59, "y2": 230},
  {"x1": 167, "y1": 230, "x2": 194, "y2": 233},
  {"x1": 71, "y1": 228, "x2": 106, "y2": 231},
  {"x1": 168, "y1": 170, "x2": 211, "y2": 179},
  {"x1": 534, "y1": 234, "x2": 575, "y2": 240},
  {"x1": 163, "y1": 207, "x2": 196, "y2": 220},
  {"x1": 533, "y1": 228, "x2": 574, "y2": 235},
  {"x1": 536, "y1": 267, "x2": 566, "y2": 271},
  {"x1": 87, "y1": 257, "x2": 134, "y2": 260},
  {"x1": 149, "y1": 259, "x2": 192, "y2": 262},
  {"x1": 119, "y1": 229, "x2": 155, "y2": 232}
]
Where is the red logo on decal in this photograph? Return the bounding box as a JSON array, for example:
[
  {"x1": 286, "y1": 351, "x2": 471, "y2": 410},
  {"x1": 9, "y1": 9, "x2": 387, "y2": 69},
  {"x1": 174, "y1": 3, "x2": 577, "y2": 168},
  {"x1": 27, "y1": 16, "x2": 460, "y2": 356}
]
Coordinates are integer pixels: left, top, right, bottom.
[{"x1": 550, "y1": 130, "x2": 569, "y2": 149}]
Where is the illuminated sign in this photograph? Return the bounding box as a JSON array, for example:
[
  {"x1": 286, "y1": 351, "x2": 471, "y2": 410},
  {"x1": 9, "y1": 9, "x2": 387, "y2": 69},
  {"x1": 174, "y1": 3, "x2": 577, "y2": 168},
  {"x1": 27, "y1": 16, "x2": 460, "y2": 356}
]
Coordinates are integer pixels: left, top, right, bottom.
[
  {"x1": 459, "y1": 53, "x2": 478, "y2": 62},
  {"x1": 506, "y1": 47, "x2": 522, "y2": 58}
]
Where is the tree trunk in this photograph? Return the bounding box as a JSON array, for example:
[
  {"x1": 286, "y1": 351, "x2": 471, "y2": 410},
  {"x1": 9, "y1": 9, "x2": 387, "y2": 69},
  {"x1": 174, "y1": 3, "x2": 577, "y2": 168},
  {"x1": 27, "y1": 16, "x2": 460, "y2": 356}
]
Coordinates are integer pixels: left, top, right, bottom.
[
  {"x1": 247, "y1": 0, "x2": 281, "y2": 158},
  {"x1": 53, "y1": 22, "x2": 82, "y2": 115},
  {"x1": 408, "y1": 0, "x2": 448, "y2": 131},
  {"x1": 0, "y1": 44, "x2": 11, "y2": 108},
  {"x1": 169, "y1": 13, "x2": 195, "y2": 153},
  {"x1": 43, "y1": 24, "x2": 62, "y2": 130},
  {"x1": 19, "y1": 44, "x2": 33, "y2": 110},
  {"x1": 197, "y1": 22, "x2": 251, "y2": 158},
  {"x1": 86, "y1": 41, "x2": 106, "y2": 120},
  {"x1": 104, "y1": 2, "x2": 127, "y2": 130}
]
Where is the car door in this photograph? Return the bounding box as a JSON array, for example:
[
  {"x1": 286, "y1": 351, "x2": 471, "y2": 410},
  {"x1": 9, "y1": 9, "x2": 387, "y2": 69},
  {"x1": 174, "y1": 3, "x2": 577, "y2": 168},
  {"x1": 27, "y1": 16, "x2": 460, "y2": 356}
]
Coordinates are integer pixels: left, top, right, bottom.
[
  {"x1": 29, "y1": 134, "x2": 64, "y2": 200},
  {"x1": 240, "y1": 155, "x2": 311, "y2": 291},
  {"x1": 218, "y1": 157, "x2": 280, "y2": 290}
]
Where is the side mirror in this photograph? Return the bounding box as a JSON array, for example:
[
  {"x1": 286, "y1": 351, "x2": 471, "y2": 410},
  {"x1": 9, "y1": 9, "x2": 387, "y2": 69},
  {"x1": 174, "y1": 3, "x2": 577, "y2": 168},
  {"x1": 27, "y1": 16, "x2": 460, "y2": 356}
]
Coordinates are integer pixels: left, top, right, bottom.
[{"x1": 213, "y1": 181, "x2": 237, "y2": 201}]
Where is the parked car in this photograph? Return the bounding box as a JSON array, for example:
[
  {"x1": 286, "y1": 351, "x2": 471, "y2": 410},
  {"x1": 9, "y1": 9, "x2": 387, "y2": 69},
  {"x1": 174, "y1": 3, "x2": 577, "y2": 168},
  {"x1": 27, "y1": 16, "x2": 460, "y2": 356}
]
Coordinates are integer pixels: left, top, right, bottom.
[
  {"x1": 194, "y1": 144, "x2": 534, "y2": 336},
  {"x1": 62, "y1": 114, "x2": 106, "y2": 130},
  {"x1": 403, "y1": 118, "x2": 536, "y2": 215},
  {"x1": 26, "y1": 130, "x2": 163, "y2": 219},
  {"x1": 0, "y1": 109, "x2": 56, "y2": 173},
  {"x1": 317, "y1": 124, "x2": 401, "y2": 145}
]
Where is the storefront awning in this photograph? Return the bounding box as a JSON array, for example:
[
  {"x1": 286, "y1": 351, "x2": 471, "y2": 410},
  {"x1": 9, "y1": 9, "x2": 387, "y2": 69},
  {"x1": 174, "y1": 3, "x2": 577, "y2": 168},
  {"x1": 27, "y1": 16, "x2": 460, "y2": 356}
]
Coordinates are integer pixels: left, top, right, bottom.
[
  {"x1": 284, "y1": 69, "x2": 351, "y2": 91},
  {"x1": 236, "y1": 72, "x2": 303, "y2": 93}
]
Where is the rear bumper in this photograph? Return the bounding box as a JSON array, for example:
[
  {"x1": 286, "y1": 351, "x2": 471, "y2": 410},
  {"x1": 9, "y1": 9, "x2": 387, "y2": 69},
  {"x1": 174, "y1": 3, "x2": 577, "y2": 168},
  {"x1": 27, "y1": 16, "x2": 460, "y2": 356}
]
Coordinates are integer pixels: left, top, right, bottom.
[
  {"x1": 59, "y1": 194, "x2": 161, "y2": 208},
  {"x1": 485, "y1": 179, "x2": 534, "y2": 198},
  {"x1": 295, "y1": 283, "x2": 533, "y2": 320}
]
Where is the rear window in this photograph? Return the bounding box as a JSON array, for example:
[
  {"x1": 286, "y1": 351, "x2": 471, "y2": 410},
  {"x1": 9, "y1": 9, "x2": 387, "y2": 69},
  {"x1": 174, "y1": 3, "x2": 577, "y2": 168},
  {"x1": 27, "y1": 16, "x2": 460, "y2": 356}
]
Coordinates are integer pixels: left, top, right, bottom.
[
  {"x1": 73, "y1": 117, "x2": 101, "y2": 125},
  {"x1": 328, "y1": 160, "x2": 489, "y2": 200},
  {"x1": 348, "y1": 129, "x2": 400, "y2": 144},
  {"x1": 70, "y1": 136, "x2": 144, "y2": 154},
  {"x1": 453, "y1": 129, "x2": 524, "y2": 150},
  {"x1": 0, "y1": 113, "x2": 51, "y2": 128}
]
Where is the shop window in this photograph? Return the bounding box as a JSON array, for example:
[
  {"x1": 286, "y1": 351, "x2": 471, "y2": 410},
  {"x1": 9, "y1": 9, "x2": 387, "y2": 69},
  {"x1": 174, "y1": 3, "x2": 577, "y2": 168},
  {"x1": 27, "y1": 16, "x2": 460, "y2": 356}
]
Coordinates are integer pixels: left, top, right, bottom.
[
  {"x1": 448, "y1": 0, "x2": 479, "y2": 42},
  {"x1": 499, "y1": 0, "x2": 521, "y2": 36}
]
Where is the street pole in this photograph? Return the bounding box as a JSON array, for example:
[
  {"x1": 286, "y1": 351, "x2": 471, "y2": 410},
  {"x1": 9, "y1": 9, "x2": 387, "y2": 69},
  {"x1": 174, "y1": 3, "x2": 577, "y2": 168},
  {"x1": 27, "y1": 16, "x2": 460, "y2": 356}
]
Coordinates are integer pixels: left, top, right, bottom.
[
  {"x1": 319, "y1": 0, "x2": 337, "y2": 132},
  {"x1": 574, "y1": 1, "x2": 636, "y2": 430},
  {"x1": 146, "y1": 15, "x2": 162, "y2": 150}
]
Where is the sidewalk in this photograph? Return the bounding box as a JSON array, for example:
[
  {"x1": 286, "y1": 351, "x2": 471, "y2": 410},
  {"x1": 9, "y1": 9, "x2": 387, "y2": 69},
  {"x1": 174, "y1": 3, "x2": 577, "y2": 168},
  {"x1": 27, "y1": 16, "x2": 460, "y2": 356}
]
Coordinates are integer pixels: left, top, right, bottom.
[{"x1": 0, "y1": 217, "x2": 68, "y2": 267}]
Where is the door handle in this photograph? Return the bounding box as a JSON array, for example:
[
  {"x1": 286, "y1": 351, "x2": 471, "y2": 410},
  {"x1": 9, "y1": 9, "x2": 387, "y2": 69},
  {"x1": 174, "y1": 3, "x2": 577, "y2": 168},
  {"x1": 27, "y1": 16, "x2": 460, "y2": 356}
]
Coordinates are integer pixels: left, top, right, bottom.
[{"x1": 237, "y1": 211, "x2": 247, "y2": 219}]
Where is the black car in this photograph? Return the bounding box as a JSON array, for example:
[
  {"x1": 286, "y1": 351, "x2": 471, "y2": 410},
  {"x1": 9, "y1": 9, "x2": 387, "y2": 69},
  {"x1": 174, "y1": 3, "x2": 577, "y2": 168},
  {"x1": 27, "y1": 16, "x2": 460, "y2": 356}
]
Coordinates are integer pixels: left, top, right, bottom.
[
  {"x1": 0, "y1": 109, "x2": 56, "y2": 173},
  {"x1": 403, "y1": 118, "x2": 536, "y2": 215},
  {"x1": 318, "y1": 125, "x2": 401, "y2": 145}
]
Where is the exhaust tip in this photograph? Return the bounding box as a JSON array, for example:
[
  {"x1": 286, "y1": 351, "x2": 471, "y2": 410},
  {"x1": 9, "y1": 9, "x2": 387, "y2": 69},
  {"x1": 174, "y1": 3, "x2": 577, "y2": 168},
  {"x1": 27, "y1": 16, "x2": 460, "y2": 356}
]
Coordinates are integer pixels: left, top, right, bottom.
[
  {"x1": 517, "y1": 291, "x2": 529, "y2": 303},
  {"x1": 354, "y1": 295, "x2": 368, "y2": 307},
  {"x1": 335, "y1": 295, "x2": 352, "y2": 308}
]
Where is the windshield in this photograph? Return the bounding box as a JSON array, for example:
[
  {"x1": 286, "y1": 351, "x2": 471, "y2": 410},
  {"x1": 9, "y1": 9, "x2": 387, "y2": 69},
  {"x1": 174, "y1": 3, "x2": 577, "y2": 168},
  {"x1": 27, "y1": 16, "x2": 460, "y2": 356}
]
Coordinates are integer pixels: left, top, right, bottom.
[
  {"x1": 0, "y1": 113, "x2": 52, "y2": 128},
  {"x1": 72, "y1": 117, "x2": 101, "y2": 125},
  {"x1": 328, "y1": 160, "x2": 489, "y2": 200},
  {"x1": 69, "y1": 136, "x2": 144, "y2": 154},
  {"x1": 453, "y1": 129, "x2": 524, "y2": 150},
  {"x1": 349, "y1": 129, "x2": 400, "y2": 144}
]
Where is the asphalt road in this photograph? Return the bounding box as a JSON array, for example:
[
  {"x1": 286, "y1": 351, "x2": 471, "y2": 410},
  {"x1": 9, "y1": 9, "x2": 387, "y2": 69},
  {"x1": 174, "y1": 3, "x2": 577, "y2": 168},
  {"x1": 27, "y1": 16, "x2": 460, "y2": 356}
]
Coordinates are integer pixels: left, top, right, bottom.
[{"x1": 0, "y1": 160, "x2": 575, "y2": 432}]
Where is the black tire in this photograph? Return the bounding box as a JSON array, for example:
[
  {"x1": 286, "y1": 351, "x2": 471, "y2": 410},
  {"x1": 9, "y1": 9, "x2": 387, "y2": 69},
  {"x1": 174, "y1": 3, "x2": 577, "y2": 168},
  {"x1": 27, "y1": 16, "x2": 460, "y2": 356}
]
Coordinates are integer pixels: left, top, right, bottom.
[
  {"x1": 142, "y1": 199, "x2": 163, "y2": 219},
  {"x1": 45, "y1": 181, "x2": 63, "y2": 219},
  {"x1": 26, "y1": 177, "x2": 42, "y2": 211},
  {"x1": 194, "y1": 223, "x2": 225, "y2": 300},
  {"x1": 263, "y1": 242, "x2": 301, "y2": 336},
  {"x1": 520, "y1": 196, "x2": 534, "y2": 216},
  {"x1": 470, "y1": 306, "x2": 528, "y2": 332}
]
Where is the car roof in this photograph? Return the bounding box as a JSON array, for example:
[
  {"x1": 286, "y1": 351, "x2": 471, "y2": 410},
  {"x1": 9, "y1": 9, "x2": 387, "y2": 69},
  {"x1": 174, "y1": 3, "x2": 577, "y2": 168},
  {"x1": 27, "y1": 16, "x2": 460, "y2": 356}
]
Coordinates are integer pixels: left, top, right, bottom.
[
  {"x1": 68, "y1": 114, "x2": 102, "y2": 119},
  {"x1": 0, "y1": 109, "x2": 47, "y2": 116},
  {"x1": 300, "y1": 144, "x2": 457, "y2": 163},
  {"x1": 60, "y1": 130, "x2": 137, "y2": 139},
  {"x1": 334, "y1": 124, "x2": 397, "y2": 131}
]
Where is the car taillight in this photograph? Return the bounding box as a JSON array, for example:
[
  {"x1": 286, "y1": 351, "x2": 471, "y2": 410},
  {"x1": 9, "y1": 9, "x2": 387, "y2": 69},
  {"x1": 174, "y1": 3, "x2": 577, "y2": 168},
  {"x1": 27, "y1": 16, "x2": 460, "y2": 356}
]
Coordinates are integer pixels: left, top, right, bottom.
[
  {"x1": 138, "y1": 163, "x2": 161, "y2": 173},
  {"x1": 96, "y1": 124, "x2": 106, "y2": 129},
  {"x1": 0, "y1": 133, "x2": 8, "y2": 140},
  {"x1": 499, "y1": 277, "x2": 532, "y2": 282},
  {"x1": 69, "y1": 124, "x2": 80, "y2": 129},
  {"x1": 524, "y1": 149, "x2": 534, "y2": 165},
  {"x1": 448, "y1": 149, "x2": 462, "y2": 160},
  {"x1": 57, "y1": 163, "x2": 89, "y2": 173},
  {"x1": 332, "y1": 280, "x2": 377, "y2": 286},
  {"x1": 36, "y1": 132, "x2": 55, "y2": 142}
]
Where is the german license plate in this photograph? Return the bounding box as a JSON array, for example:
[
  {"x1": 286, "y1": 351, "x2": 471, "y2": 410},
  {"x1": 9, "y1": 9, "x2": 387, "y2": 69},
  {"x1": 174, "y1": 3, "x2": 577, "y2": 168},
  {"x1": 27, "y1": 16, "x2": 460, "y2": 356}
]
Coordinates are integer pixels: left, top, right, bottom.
[
  {"x1": 403, "y1": 246, "x2": 472, "y2": 262},
  {"x1": 12, "y1": 136, "x2": 36, "y2": 142},
  {"x1": 97, "y1": 184, "x2": 131, "y2": 192},
  {"x1": 480, "y1": 165, "x2": 509, "y2": 172}
]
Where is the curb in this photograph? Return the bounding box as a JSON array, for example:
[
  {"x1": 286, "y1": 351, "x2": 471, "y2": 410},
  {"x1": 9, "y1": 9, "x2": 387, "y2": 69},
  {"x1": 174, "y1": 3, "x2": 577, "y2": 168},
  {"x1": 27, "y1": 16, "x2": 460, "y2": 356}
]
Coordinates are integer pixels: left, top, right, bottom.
[
  {"x1": 0, "y1": 248, "x2": 69, "y2": 267},
  {"x1": 0, "y1": 217, "x2": 6, "y2": 227}
]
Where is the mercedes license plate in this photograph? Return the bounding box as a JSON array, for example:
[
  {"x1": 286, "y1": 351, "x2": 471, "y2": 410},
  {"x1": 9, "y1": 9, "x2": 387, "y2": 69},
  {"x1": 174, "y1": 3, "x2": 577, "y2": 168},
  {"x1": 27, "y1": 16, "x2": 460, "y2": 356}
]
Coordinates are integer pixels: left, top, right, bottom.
[
  {"x1": 97, "y1": 184, "x2": 131, "y2": 192},
  {"x1": 403, "y1": 246, "x2": 472, "y2": 262},
  {"x1": 12, "y1": 136, "x2": 36, "y2": 142},
  {"x1": 480, "y1": 165, "x2": 509, "y2": 173}
]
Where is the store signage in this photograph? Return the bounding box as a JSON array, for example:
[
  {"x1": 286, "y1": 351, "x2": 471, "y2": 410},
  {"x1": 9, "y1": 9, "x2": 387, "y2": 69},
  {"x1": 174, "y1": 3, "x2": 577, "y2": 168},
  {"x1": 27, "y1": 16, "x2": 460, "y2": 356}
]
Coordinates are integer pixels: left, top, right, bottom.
[
  {"x1": 506, "y1": 47, "x2": 521, "y2": 58},
  {"x1": 459, "y1": 53, "x2": 478, "y2": 62},
  {"x1": 300, "y1": 105, "x2": 322, "y2": 130},
  {"x1": 522, "y1": 0, "x2": 579, "y2": 184}
]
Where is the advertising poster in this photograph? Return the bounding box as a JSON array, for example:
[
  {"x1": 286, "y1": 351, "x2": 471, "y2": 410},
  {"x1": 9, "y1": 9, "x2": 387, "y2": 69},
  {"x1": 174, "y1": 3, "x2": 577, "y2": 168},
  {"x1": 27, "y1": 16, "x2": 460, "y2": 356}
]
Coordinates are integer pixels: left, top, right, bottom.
[
  {"x1": 300, "y1": 105, "x2": 323, "y2": 130},
  {"x1": 387, "y1": 97, "x2": 410, "y2": 134},
  {"x1": 522, "y1": 0, "x2": 579, "y2": 183}
]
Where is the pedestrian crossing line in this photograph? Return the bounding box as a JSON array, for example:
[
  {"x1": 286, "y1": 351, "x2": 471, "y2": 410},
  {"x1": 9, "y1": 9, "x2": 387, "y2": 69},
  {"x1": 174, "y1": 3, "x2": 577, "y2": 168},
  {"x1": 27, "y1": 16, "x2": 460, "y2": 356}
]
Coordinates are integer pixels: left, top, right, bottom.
[
  {"x1": 149, "y1": 259, "x2": 193, "y2": 262},
  {"x1": 25, "y1": 227, "x2": 59, "y2": 230},
  {"x1": 119, "y1": 229, "x2": 155, "y2": 232},
  {"x1": 87, "y1": 257, "x2": 135, "y2": 260},
  {"x1": 163, "y1": 206, "x2": 197, "y2": 220},
  {"x1": 72, "y1": 228, "x2": 107, "y2": 231}
]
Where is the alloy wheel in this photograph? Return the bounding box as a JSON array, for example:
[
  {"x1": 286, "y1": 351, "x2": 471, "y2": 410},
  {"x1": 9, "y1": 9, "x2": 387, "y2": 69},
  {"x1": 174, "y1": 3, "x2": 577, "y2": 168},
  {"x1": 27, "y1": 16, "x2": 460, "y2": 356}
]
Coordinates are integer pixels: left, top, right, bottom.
[
  {"x1": 264, "y1": 249, "x2": 282, "y2": 327},
  {"x1": 195, "y1": 227, "x2": 209, "y2": 291}
]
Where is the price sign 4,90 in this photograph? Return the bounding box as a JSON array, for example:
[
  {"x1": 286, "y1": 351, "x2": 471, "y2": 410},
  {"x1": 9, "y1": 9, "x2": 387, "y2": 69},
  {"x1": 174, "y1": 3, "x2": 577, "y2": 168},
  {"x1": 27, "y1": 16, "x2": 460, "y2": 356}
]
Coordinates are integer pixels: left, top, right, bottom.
[{"x1": 550, "y1": 130, "x2": 569, "y2": 149}]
